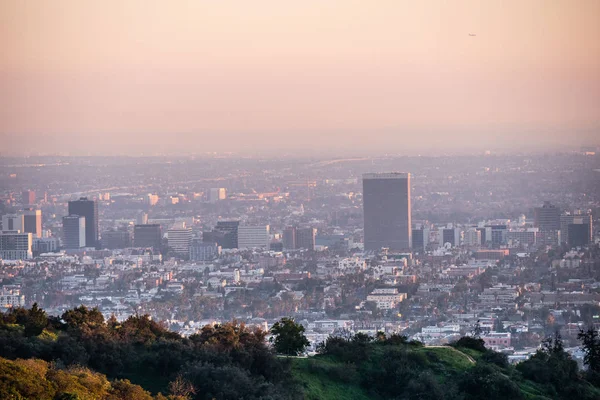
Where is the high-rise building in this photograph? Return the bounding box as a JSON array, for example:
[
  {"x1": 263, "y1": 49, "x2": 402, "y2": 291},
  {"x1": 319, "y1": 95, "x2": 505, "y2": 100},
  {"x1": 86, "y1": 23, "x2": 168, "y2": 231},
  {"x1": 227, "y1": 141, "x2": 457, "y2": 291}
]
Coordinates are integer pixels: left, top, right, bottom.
[
  {"x1": 22, "y1": 190, "x2": 35, "y2": 206},
  {"x1": 23, "y1": 209, "x2": 42, "y2": 238},
  {"x1": 68, "y1": 197, "x2": 99, "y2": 249},
  {"x1": 296, "y1": 227, "x2": 316, "y2": 251},
  {"x1": 205, "y1": 220, "x2": 240, "y2": 249},
  {"x1": 238, "y1": 225, "x2": 270, "y2": 249},
  {"x1": 167, "y1": 222, "x2": 193, "y2": 256},
  {"x1": 282, "y1": 227, "x2": 297, "y2": 250},
  {"x1": 464, "y1": 228, "x2": 482, "y2": 247},
  {"x1": 412, "y1": 227, "x2": 430, "y2": 251},
  {"x1": 489, "y1": 225, "x2": 508, "y2": 247},
  {"x1": 363, "y1": 172, "x2": 411, "y2": 251},
  {"x1": 62, "y1": 215, "x2": 86, "y2": 249},
  {"x1": 1, "y1": 214, "x2": 24, "y2": 233},
  {"x1": 561, "y1": 214, "x2": 593, "y2": 247},
  {"x1": 134, "y1": 224, "x2": 162, "y2": 250},
  {"x1": 439, "y1": 228, "x2": 461, "y2": 247},
  {"x1": 209, "y1": 188, "x2": 227, "y2": 203},
  {"x1": 476, "y1": 227, "x2": 487, "y2": 245},
  {"x1": 0, "y1": 231, "x2": 32, "y2": 260},
  {"x1": 534, "y1": 202, "x2": 561, "y2": 231}
]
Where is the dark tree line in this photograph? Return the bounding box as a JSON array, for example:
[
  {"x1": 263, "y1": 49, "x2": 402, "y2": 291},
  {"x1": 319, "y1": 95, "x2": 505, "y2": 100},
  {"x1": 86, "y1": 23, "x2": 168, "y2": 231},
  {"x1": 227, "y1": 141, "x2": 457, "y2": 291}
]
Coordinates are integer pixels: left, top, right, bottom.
[{"x1": 0, "y1": 304, "x2": 302, "y2": 400}]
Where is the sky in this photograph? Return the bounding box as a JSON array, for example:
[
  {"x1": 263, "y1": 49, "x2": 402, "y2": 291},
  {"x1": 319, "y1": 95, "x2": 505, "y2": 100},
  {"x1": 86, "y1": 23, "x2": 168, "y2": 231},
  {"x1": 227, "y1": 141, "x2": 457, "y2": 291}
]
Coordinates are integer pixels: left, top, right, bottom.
[{"x1": 1, "y1": 0, "x2": 599, "y2": 156}]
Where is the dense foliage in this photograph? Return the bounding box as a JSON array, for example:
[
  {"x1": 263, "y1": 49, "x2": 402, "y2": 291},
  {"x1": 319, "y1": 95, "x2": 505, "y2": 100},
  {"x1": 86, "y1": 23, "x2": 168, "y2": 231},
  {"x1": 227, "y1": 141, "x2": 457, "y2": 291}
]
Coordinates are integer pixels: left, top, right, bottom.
[
  {"x1": 0, "y1": 357, "x2": 160, "y2": 400},
  {"x1": 0, "y1": 304, "x2": 300, "y2": 399},
  {"x1": 269, "y1": 317, "x2": 310, "y2": 356},
  {"x1": 3, "y1": 305, "x2": 600, "y2": 400},
  {"x1": 308, "y1": 331, "x2": 600, "y2": 400}
]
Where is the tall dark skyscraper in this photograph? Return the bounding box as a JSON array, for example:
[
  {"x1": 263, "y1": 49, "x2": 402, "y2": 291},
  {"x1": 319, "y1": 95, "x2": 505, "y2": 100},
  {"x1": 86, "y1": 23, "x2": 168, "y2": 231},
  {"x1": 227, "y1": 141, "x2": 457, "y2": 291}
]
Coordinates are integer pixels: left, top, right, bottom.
[
  {"x1": 23, "y1": 208, "x2": 42, "y2": 238},
  {"x1": 363, "y1": 172, "x2": 411, "y2": 251},
  {"x1": 68, "y1": 197, "x2": 99, "y2": 249},
  {"x1": 534, "y1": 201, "x2": 561, "y2": 231},
  {"x1": 296, "y1": 227, "x2": 316, "y2": 251}
]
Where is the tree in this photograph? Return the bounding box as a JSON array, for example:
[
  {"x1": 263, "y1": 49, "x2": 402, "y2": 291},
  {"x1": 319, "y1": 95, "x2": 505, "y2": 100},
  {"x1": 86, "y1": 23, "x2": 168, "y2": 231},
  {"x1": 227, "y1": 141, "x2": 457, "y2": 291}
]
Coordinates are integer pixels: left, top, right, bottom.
[
  {"x1": 471, "y1": 320, "x2": 483, "y2": 339},
  {"x1": 270, "y1": 317, "x2": 310, "y2": 356},
  {"x1": 578, "y1": 327, "x2": 600, "y2": 373},
  {"x1": 24, "y1": 303, "x2": 48, "y2": 337}
]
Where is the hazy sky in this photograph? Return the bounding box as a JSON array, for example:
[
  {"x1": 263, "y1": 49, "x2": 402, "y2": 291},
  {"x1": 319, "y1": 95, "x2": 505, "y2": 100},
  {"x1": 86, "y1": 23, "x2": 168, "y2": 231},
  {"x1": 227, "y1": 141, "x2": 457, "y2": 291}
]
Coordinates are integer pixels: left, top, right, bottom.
[{"x1": 1, "y1": 0, "x2": 599, "y2": 156}]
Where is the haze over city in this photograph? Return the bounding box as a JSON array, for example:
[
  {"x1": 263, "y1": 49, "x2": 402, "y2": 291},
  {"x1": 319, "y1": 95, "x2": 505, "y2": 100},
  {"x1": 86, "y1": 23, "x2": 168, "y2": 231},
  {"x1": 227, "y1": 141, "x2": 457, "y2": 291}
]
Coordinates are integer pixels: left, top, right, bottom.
[{"x1": 2, "y1": 0, "x2": 599, "y2": 156}]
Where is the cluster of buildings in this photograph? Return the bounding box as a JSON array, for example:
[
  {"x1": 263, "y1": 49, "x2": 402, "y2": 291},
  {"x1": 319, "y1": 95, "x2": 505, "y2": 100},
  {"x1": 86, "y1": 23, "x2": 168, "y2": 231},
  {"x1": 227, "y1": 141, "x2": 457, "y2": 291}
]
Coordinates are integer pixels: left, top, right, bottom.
[{"x1": 1, "y1": 154, "x2": 599, "y2": 363}]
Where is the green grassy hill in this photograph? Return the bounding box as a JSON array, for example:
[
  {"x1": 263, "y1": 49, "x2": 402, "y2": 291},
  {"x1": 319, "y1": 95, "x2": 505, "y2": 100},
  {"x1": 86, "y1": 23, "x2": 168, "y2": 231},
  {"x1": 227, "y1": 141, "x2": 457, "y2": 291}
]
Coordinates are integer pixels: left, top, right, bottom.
[
  {"x1": 291, "y1": 338, "x2": 600, "y2": 400},
  {"x1": 292, "y1": 346, "x2": 476, "y2": 400}
]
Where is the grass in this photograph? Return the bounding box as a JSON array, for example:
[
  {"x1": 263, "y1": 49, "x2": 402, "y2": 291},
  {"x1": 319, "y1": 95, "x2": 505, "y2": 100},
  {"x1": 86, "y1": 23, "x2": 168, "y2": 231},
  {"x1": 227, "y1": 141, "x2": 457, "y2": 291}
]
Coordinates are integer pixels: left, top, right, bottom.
[
  {"x1": 416, "y1": 346, "x2": 475, "y2": 370},
  {"x1": 292, "y1": 357, "x2": 373, "y2": 400}
]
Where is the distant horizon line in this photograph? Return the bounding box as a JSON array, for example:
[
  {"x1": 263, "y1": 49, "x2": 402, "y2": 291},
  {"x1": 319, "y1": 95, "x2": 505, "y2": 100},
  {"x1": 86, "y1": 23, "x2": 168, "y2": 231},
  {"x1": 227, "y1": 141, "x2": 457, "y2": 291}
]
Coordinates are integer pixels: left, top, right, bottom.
[{"x1": 1, "y1": 146, "x2": 598, "y2": 160}]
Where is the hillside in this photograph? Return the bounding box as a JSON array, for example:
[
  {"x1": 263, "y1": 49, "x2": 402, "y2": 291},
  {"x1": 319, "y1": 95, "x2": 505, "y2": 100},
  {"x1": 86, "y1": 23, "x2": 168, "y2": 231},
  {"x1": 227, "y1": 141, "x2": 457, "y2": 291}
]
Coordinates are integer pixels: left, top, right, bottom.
[
  {"x1": 0, "y1": 357, "x2": 159, "y2": 400},
  {"x1": 1, "y1": 305, "x2": 600, "y2": 400},
  {"x1": 291, "y1": 335, "x2": 600, "y2": 400}
]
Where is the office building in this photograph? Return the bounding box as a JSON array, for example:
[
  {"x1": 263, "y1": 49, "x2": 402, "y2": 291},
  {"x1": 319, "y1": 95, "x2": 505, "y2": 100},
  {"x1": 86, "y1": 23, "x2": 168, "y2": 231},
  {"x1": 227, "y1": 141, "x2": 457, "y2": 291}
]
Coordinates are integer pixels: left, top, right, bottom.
[
  {"x1": 68, "y1": 197, "x2": 99, "y2": 249},
  {"x1": 190, "y1": 239, "x2": 221, "y2": 261},
  {"x1": 209, "y1": 188, "x2": 227, "y2": 203},
  {"x1": 534, "y1": 202, "x2": 561, "y2": 231},
  {"x1": 561, "y1": 214, "x2": 593, "y2": 247},
  {"x1": 32, "y1": 237, "x2": 59, "y2": 255},
  {"x1": 134, "y1": 224, "x2": 162, "y2": 250},
  {"x1": 23, "y1": 209, "x2": 42, "y2": 238},
  {"x1": 101, "y1": 229, "x2": 132, "y2": 249},
  {"x1": 506, "y1": 229, "x2": 537, "y2": 247},
  {"x1": 464, "y1": 228, "x2": 481, "y2": 247},
  {"x1": 363, "y1": 172, "x2": 412, "y2": 251},
  {"x1": 476, "y1": 227, "x2": 487, "y2": 245},
  {"x1": 167, "y1": 223, "x2": 192, "y2": 256},
  {"x1": 283, "y1": 227, "x2": 297, "y2": 250},
  {"x1": 238, "y1": 225, "x2": 270, "y2": 249},
  {"x1": 296, "y1": 227, "x2": 316, "y2": 251},
  {"x1": 490, "y1": 225, "x2": 508, "y2": 247},
  {"x1": 1, "y1": 214, "x2": 24, "y2": 233},
  {"x1": 412, "y1": 227, "x2": 430, "y2": 251},
  {"x1": 62, "y1": 215, "x2": 86, "y2": 249},
  {"x1": 0, "y1": 231, "x2": 32, "y2": 260},
  {"x1": 439, "y1": 228, "x2": 461, "y2": 248},
  {"x1": 536, "y1": 230, "x2": 561, "y2": 247},
  {"x1": 22, "y1": 190, "x2": 35, "y2": 206},
  {"x1": 204, "y1": 220, "x2": 240, "y2": 249}
]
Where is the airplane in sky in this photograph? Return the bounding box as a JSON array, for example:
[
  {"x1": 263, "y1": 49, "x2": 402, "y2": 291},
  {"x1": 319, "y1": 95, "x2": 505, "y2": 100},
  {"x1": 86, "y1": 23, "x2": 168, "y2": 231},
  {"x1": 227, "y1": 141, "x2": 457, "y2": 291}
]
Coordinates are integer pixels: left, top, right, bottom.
[{"x1": 469, "y1": 33, "x2": 477, "y2": 36}]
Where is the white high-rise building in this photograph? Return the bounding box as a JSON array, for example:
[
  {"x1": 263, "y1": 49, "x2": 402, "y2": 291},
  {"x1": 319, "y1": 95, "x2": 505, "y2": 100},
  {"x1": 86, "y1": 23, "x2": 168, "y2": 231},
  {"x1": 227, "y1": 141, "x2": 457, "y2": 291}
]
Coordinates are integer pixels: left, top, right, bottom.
[
  {"x1": 238, "y1": 225, "x2": 270, "y2": 249},
  {"x1": 167, "y1": 222, "x2": 192, "y2": 256}
]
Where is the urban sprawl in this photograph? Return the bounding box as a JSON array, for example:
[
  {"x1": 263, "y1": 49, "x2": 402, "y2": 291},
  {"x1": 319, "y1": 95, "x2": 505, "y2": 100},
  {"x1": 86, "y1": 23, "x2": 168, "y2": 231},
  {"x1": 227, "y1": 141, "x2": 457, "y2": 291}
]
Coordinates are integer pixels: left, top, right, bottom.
[{"x1": 1, "y1": 152, "x2": 599, "y2": 368}]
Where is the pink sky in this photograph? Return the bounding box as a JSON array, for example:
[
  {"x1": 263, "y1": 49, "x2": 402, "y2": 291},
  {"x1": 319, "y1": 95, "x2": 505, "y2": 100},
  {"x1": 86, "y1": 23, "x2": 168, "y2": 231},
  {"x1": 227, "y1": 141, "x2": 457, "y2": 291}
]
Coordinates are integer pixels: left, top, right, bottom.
[{"x1": 1, "y1": 0, "x2": 599, "y2": 155}]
